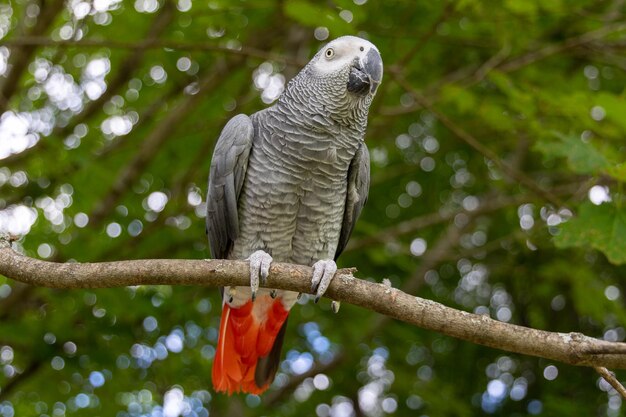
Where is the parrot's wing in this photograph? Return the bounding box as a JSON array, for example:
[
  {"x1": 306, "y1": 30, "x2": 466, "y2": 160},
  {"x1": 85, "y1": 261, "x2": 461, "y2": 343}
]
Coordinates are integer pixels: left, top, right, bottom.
[
  {"x1": 206, "y1": 114, "x2": 254, "y2": 259},
  {"x1": 335, "y1": 141, "x2": 370, "y2": 260}
]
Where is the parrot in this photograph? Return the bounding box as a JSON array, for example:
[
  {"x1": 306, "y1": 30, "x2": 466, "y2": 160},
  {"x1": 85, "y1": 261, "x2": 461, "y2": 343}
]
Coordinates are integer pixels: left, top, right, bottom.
[{"x1": 206, "y1": 36, "x2": 383, "y2": 395}]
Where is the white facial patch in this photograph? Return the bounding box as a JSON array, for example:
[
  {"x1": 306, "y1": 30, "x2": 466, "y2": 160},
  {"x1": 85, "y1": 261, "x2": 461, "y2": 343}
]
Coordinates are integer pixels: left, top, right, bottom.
[{"x1": 311, "y1": 36, "x2": 379, "y2": 76}]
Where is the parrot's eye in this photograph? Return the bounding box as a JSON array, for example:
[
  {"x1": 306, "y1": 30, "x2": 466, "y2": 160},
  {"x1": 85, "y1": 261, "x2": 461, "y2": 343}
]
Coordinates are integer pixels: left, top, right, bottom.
[{"x1": 325, "y1": 48, "x2": 335, "y2": 59}]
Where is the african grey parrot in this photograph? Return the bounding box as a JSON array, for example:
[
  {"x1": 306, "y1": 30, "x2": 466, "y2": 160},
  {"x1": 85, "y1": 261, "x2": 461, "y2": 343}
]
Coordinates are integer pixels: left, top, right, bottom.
[{"x1": 206, "y1": 36, "x2": 383, "y2": 394}]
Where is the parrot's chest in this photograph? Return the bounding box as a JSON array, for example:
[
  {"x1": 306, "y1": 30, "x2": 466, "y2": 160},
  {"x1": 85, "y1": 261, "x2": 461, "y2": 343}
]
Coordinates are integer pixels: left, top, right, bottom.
[{"x1": 233, "y1": 127, "x2": 358, "y2": 265}]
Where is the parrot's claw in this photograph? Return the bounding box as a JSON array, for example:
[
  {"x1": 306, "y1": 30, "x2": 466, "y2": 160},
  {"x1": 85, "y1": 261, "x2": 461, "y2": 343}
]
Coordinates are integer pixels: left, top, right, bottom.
[
  {"x1": 270, "y1": 290, "x2": 277, "y2": 299},
  {"x1": 331, "y1": 300, "x2": 341, "y2": 314},
  {"x1": 247, "y1": 250, "x2": 273, "y2": 301},
  {"x1": 311, "y1": 259, "x2": 337, "y2": 303}
]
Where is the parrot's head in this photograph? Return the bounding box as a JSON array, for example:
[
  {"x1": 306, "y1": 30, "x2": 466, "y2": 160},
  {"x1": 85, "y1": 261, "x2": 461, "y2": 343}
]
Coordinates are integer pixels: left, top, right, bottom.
[{"x1": 308, "y1": 35, "x2": 383, "y2": 97}]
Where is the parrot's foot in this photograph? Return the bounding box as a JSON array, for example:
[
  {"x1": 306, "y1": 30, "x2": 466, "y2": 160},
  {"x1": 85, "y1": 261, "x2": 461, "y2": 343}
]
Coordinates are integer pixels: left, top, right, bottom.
[
  {"x1": 311, "y1": 259, "x2": 337, "y2": 303},
  {"x1": 331, "y1": 300, "x2": 341, "y2": 313},
  {"x1": 247, "y1": 250, "x2": 272, "y2": 301}
]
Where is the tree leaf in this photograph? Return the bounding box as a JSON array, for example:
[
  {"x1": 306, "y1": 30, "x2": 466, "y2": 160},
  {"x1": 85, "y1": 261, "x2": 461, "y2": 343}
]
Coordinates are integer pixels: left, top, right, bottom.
[
  {"x1": 534, "y1": 132, "x2": 609, "y2": 175},
  {"x1": 607, "y1": 162, "x2": 626, "y2": 182},
  {"x1": 596, "y1": 92, "x2": 626, "y2": 131},
  {"x1": 284, "y1": 0, "x2": 352, "y2": 35},
  {"x1": 440, "y1": 84, "x2": 477, "y2": 114},
  {"x1": 555, "y1": 202, "x2": 626, "y2": 265}
]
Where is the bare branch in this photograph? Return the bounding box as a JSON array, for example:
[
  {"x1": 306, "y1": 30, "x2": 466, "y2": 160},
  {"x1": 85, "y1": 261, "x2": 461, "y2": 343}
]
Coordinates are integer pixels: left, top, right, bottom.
[
  {"x1": 76, "y1": 25, "x2": 286, "y2": 231},
  {"x1": 469, "y1": 43, "x2": 512, "y2": 84},
  {"x1": 1, "y1": 240, "x2": 626, "y2": 371},
  {"x1": 391, "y1": 72, "x2": 564, "y2": 208},
  {"x1": 0, "y1": 36, "x2": 304, "y2": 67},
  {"x1": 381, "y1": 21, "x2": 626, "y2": 117},
  {"x1": 0, "y1": 0, "x2": 66, "y2": 114},
  {"x1": 595, "y1": 367, "x2": 626, "y2": 400},
  {"x1": 392, "y1": 2, "x2": 455, "y2": 69},
  {"x1": 57, "y1": 1, "x2": 177, "y2": 138},
  {"x1": 0, "y1": 359, "x2": 43, "y2": 401},
  {"x1": 0, "y1": 282, "x2": 34, "y2": 320},
  {"x1": 361, "y1": 213, "x2": 470, "y2": 342},
  {"x1": 87, "y1": 59, "x2": 237, "y2": 229},
  {"x1": 263, "y1": 353, "x2": 345, "y2": 406},
  {"x1": 1, "y1": 3, "x2": 179, "y2": 182},
  {"x1": 497, "y1": 22, "x2": 626, "y2": 73},
  {"x1": 96, "y1": 80, "x2": 254, "y2": 261},
  {"x1": 347, "y1": 192, "x2": 530, "y2": 251}
]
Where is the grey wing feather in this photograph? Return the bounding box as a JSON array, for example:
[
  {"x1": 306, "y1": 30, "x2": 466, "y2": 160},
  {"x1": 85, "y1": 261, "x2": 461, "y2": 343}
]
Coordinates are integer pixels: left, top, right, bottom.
[
  {"x1": 206, "y1": 114, "x2": 254, "y2": 259},
  {"x1": 335, "y1": 142, "x2": 370, "y2": 259}
]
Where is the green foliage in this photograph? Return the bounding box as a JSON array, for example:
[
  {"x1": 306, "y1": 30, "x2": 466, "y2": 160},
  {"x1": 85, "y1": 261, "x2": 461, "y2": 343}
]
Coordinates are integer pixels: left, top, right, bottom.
[
  {"x1": 0, "y1": 1, "x2": 625, "y2": 416},
  {"x1": 608, "y1": 163, "x2": 626, "y2": 182},
  {"x1": 534, "y1": 132, "x2": 610, "y2": 175},
  {"x1": 596, "y1": 92, "x2": 626, "y2": 132},
  {"x1": 535, "y1": 126, "x2": 626, "y2": 263},
  {"x1": 556, "y1": 202, "x2": 626, "y2": 265},
  {"x1": 284, "y1": 0, "x2": 352, "y2": 35}
]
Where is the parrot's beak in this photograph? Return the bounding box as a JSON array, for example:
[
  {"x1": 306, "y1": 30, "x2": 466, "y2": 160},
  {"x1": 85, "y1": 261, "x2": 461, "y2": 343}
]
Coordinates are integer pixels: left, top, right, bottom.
[
  {"x1": 347, "y1": 48, "x2": 383, "y2": 96},
  {"x1": 362, "y1": 48, "x2": 383, "y2": 94}
]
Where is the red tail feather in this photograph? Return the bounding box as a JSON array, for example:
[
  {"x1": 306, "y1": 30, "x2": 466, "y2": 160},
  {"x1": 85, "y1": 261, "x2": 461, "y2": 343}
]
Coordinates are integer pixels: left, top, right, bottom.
[{"x1": 212, "y1": 295, "x2": 289, "y2": 394}]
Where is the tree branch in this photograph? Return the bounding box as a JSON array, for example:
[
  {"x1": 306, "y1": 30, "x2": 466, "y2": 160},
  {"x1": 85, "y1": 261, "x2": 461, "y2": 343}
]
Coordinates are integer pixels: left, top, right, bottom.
[
  {"x1": 1, "y1": 2, "x2": 178, "y2": 178},
  {"x1": 0, "y1": 282, "x2": 34, "y2": 320},
  {"x1": 0, "y1": 0, "x2": 66, "y2": 114},
  {"x1": 595, "y1": 366, "x2": 626, "y2": 400},
  {"x1": 84, "y1": 22, "x2": 286, "y2": 231},
  {"x1": 391, "y1": 72, "x2": 564, "y2": 208},
  {"x1": 56, "y1": 0, "x2": 177, "y2": 138},
  {"x1": 348, "y1": 191, "x2": 533, "y2": 251},
  {"x1": 392, "y1": 2, "x2": 455, "y2": 69},
  {"x1": 380, "y1": 21, "x2": 626, "y2": 117},
  {"x1": 86, "y1": 59, "x2": 236, "y2": 229},
  {"x1": 0, "y1": 359, "x2": 43, "y2": 401},
  {"x1": 497, "y1": 21, "x2": 626, "y2": 73},
  {"x1": 0, "y1": 36, "x2": 304, "y2": 66},
  {"x1": 1, "y1": 239, "x2": 626, "y2": 371},
  {"x1": 263, "y1": 353, "x2": 345, "y2": 406}
]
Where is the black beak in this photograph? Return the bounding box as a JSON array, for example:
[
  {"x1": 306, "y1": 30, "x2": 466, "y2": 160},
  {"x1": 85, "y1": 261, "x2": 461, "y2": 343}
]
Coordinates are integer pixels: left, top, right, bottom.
[{"x1": 347, "y1": 48, "x2": 383, "y2": 96}]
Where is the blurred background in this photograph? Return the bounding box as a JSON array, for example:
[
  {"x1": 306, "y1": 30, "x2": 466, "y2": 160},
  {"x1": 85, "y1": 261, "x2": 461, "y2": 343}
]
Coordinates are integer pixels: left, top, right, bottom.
[{"x1": 1, "y1": 0, "x2": 626, "y2": 416}]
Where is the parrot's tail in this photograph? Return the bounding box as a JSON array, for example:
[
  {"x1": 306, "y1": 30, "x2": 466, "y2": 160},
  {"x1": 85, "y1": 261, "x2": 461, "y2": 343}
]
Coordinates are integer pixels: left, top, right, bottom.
[{"x1": 212, "y1": 295, "x2": 289, "y2": 394}]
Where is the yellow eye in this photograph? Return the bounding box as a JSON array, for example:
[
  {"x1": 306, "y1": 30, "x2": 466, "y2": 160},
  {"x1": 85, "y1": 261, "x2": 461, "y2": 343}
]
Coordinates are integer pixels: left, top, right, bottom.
[{"x1": 325, "y1": 48, "x2": 335, "y2": 59}]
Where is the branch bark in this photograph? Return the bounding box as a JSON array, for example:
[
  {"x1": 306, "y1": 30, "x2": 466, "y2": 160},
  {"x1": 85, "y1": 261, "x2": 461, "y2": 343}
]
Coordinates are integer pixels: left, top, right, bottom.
[
  {"x1": 595, "y1": 366, "x2": 626, "y2": 399},
  {"x1": 1, "y1": 239, "x2": 626, "y2": 371}
]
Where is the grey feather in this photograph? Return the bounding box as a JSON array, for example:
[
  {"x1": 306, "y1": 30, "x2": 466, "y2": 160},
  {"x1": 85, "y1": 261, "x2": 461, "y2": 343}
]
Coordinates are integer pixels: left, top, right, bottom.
[
  {"x1": 208, "y1": 36, "x2": 382, "y2": 394},
  {"x1": 335, "y1": 141, "x2": 370, "y2": 259},
  {"x1": 206, "y1": 114, "x2": 254, "y2": 259}
]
